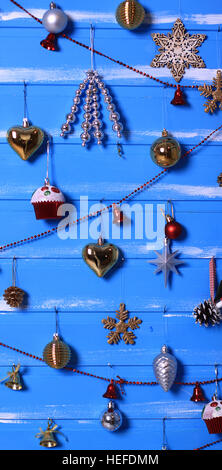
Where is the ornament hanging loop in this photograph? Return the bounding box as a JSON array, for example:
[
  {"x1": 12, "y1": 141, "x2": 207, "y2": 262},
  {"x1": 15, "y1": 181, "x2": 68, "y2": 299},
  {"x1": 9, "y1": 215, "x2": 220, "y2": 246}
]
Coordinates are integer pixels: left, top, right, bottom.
[
  {"x1": 162, "y1": 417, "x2": 167, "y2": 450},
  {"x1": 45, "y1": 137, "x2": 52, "y2": 185},
  {"x1": 23, "y1": 81, "x2": 29, "y2": 128},
  {"x1": 90, "y1": 24, "x2": 95, "y2": 71},
  {"x1": 12, "y1": 257, "x2": 17, "y2": 288},
  {"x1": 215, "y1": 365, "x2": 218, "y2": 399}
]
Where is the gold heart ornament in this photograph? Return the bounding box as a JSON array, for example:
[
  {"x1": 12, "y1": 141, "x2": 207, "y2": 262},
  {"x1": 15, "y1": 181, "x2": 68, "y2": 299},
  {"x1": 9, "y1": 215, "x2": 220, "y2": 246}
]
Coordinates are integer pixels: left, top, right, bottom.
[
  {"x1": 7, "y1": 118, "x2": 44, "y2": 161},
  {"x1": 82, "y1": 237, "x2": 120, "y2": 278}
]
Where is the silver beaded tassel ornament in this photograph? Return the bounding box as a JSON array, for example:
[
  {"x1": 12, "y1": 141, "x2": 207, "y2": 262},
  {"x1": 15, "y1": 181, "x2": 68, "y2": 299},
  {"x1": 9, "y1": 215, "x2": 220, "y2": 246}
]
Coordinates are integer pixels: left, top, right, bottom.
[
  {"x1": 153, "y1": 345, "x2": 177, "y2": 392},
  {"x1": 60, "y1": 26, "x2": 123, "y2": 147}
]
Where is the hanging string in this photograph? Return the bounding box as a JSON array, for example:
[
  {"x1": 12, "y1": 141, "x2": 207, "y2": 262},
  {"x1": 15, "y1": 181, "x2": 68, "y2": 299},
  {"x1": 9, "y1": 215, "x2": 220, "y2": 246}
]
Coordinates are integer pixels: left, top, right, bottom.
[
  {"x1": 12, "y1": 257, "x2": 16, "y2": 287},
  {"x1": 55, "y1": 307, "x2": 59, "y2": 335},
  {"x1": 215, "y1": 365, "x2": 218, "y2": 398},
  {"x1": 23, "y1": 81, "x2": 27, "y2": 120},
  {"x1": 90, "y1": 24, "x2": 95, "y2": 71},
  {"x1": 45, "y1": 138, "x2": 51, "y2": 185},
  {"x1": 162, "y1": 417, "x2": 167, "y2": 450},
  {"x1": 99, "y1": 199, "x2": 105, "y2": 242}
]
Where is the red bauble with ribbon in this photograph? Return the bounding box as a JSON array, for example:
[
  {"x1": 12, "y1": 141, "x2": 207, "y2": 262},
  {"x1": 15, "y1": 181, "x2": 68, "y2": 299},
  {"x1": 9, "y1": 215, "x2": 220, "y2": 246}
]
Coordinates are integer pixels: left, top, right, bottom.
[{"x1": 165, "y1": 215, "x2": 182, "y2": 240}]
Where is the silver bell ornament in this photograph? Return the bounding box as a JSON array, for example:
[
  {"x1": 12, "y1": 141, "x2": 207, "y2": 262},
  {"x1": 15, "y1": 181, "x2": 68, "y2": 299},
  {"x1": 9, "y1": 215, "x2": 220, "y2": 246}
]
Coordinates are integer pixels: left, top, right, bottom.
[
  {"x1": 101, "y1": 401, "x2": 122, "y2": 432},
  {"x1": 150, "y1": 129, "x2": 181, "y2": 168},
  {"x1": 41, "y1": 3, "x2": 68, "y2": 51},
  {"x1": 153, "y1": 345, "x2": 177, "y2": 392}
]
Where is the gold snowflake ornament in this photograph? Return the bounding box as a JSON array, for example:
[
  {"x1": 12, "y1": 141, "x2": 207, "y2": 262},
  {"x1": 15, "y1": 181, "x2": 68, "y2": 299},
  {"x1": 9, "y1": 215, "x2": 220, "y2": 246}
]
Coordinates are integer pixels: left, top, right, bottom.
[
  {"x1": 151, "y1": 18, "x2": 206, "y2": 82},
  {"x1": 198, "y1": 70, "x2": 222, "y2": 113},
  {"x1": 102, "y1": 303, "x2": 142, "y2": 345}
]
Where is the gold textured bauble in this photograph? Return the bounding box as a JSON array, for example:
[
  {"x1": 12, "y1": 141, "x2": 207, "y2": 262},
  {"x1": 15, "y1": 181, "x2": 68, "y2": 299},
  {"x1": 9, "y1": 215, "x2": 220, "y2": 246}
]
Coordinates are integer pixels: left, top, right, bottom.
[
  {"x1": 150, "y1": 129, "x2": 181, "y2": 168},
  {"x1": 116, "y1": 0, "x2": 145, "y2": 30},
  {"x1": 43, "y1": 333, "x2": 71, "y2": 369},
  {"x1": 7, "y1": 118, "x2": 44, "y2": 161}
]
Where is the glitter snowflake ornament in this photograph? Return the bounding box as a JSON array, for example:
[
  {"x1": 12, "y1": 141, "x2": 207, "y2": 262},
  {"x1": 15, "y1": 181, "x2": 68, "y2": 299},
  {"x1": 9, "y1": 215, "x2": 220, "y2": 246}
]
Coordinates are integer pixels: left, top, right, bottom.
[
  {"x1": 148, "y1": 237, "x2": 184, "y2": 287},
  {"x1": 102, "y1": 303, "x2": 142, "y2": 345},
  {"x1": 198, "y1": 70, "x2": 222, "y2": 114},
  {"x1": 60, "y1": 70, "x2": 123, "y2": 146},
  {"x1": 151, "y1": 18, "x2": 206, "y2": 82}
]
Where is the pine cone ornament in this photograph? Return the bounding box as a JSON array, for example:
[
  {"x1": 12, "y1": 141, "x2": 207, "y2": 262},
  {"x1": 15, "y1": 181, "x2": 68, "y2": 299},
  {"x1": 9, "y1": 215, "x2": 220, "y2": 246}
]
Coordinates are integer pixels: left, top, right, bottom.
[
  {"x1": 193, "y1": 299, "x2": 222, "y2": 327},
  {"x1": 3, "y1": 286, "x2": 25, "y2": 308}
]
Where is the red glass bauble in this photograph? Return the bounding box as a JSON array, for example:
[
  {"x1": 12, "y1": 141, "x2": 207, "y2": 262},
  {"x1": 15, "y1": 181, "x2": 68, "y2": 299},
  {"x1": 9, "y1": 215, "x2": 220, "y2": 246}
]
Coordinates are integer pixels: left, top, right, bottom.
[
  {"x1": 40, "y1": 33, "x2": 57, "y2": 51},
  {"x1": 165, "y1": 218, "x2": 182, "y2": 239},
  {"x1": 103, "y1": 380, "x2": 118, "y2": 399},
  {"x1": 171, "y1": 85, "x2": 186, "y2": 105}
]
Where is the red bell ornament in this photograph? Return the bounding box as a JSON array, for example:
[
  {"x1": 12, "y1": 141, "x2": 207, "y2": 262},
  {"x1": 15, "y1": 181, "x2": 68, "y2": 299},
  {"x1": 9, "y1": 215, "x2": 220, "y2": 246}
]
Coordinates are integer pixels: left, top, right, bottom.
[
  {"x1": 40, "y1": 33, "x2": 57, "y2": 51},
  {"x1": 165, "y1": 215, "x2": 182, "y2": 240},
  {"x1": 190, "y1": 383, "x2": 206, "y2": 403},
  {"x1": 171, "y1": 85, "x2": 186, "y2": 105},
  {"x1": 103, "y1": 380, "x2": 118, "y2": 399}
]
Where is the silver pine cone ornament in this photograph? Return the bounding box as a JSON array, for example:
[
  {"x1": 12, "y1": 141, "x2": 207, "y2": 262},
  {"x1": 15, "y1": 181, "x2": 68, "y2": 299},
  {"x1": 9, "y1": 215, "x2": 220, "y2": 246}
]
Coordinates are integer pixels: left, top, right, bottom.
[
  {"x1": 60, "y1": 70, "x2": 123, "y2": 146},
  {"x1": 3, "y1": 286, "x2": 25, "y2": 308},
  {"x1": 153, "y1": 345, "x2": 177, "y2": 392},
  {"x1": 193, "y1": 299, "x2": 222, "y2": 327}
]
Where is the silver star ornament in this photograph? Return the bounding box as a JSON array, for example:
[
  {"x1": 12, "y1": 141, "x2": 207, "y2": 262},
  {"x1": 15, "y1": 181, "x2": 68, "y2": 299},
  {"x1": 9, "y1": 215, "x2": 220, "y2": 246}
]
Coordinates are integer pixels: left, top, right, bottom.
[{"x1": 149, "y1": 238, "x2": 184, "y2": 287}]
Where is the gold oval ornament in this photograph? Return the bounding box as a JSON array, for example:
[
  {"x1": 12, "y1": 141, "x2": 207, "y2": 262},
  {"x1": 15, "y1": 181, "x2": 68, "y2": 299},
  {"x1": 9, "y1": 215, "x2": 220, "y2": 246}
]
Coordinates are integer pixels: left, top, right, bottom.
[
  {"x1": 116, "y1": 0, "x2": 145, "y2": 30},
  {"x1": 43, "y1": 333, "x2": 71, "y2": 369},
  {"x1": 7, "y1": 118, "x2": 44, "y2": 161},
  {"x1": 82, "y1": 237, "x2": 120, "y2": 278}
]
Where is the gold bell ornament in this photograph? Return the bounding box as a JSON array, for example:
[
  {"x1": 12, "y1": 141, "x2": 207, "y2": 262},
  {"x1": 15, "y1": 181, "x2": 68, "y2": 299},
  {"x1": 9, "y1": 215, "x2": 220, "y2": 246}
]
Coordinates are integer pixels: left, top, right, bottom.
[
  {"x1": 43, "y1": 308, "x2": 71, "y2": 369},
  {"x1": 35, "y1": 418, "x2": 63, "y2": 448},
  {"x1": 116, "y1": 1, "x2": 145, "y2": 30},
  {"x1": 2, "y1": 364, "x2": 23, "y2": 391}
]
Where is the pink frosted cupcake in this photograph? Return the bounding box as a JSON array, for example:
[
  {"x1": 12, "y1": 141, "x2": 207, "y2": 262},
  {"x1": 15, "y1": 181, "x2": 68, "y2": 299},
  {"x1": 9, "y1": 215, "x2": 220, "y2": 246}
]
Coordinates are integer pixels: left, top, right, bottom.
[
  {"x1": 31, "y1": 182, "x2": 65, "y2": 220},
  {"x1": 202, "y1": 395, "x2": 222, "y2": 434}
]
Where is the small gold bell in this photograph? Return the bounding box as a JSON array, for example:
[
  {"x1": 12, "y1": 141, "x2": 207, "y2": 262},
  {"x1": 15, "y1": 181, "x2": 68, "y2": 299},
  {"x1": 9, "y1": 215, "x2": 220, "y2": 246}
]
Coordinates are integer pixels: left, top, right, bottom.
[
  {"x1": 40, "y1": 431, "x2": 57, "y2": 448},
  {"x1": 4, "y1": 364, "x2": 22, "y2": 391},
  {"x1": 36, "y1": 419, "x2": 59, "y2": 448}
]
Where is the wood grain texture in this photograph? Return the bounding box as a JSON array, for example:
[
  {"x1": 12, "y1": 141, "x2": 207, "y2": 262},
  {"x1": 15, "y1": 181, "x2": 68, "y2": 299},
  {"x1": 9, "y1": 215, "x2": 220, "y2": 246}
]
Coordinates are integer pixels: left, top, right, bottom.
[{"x1": 0, "y1": 0, "x2": 222, "y2": 450}]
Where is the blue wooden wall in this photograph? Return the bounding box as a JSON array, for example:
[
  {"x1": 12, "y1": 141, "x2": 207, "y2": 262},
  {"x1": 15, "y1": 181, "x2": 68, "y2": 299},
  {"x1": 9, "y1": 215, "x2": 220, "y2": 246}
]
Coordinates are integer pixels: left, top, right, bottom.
[{"x1": 0, "y1": 0, "x2": 222, "y2": 450}]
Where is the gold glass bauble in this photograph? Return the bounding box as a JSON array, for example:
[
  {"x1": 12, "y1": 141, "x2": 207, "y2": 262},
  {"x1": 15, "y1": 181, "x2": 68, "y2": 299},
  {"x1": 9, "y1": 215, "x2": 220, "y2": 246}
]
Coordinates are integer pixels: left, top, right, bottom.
[
  {"x1": 116, "y1": 0, "x2": 145, "y2": 30},
  {"x1": 43, "y1": 333, "x2": 71, "y2": 369},
  {"x1": 82, "y1": 237, "x2": 119, "y2": 278},
  {"x1": 150, "y1": 129, "x2": 181, "y2": 168},
  {"x1": 7, "y1": 118, "x2": 44, "y2": 161}
]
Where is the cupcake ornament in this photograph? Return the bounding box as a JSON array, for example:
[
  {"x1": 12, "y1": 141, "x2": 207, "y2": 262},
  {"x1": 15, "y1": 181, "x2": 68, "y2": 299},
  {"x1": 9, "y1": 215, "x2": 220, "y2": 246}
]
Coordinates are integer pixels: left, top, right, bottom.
[
  {"x1": 31, "y1": 139, "x2": 65, "y2": 220},
  {"x1": 202, "y1": 395, "x2": 222, "y2": 434}
]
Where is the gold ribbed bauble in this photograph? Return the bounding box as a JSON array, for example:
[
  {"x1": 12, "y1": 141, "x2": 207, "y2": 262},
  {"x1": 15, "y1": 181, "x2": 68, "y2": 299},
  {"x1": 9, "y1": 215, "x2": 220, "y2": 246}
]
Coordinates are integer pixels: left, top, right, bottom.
[
  {"x1": 43, "y1": 333, "x2": 71, "y2": 369},
  {"x1": 116, "y1": 0, "x2": 145, "y2": 30}
]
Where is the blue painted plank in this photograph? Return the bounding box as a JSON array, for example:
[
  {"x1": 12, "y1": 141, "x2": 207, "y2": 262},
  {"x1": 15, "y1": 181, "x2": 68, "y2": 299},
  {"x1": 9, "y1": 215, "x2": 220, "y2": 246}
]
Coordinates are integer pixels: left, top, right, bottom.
[
  {"x1": 0, "y1": 365, "x2": 219, "y2": 420},
  {"x1": 0, "y1": 27, "x2": 218, "y2": 87},
  {"x1": 1, "y1": 0, "x2": 221, "y2": 32},
  {"x1": 0, "y1": 418, "x2": 217, "y2": 450},
  {"x1": 0, "y1": 201, "x2": 222, "y2": 259},
  {"x1": 0, "y1": 258, "x2": 220, "y2": 312},
  {"x1": 0, "y1": 310, "x2": 222, "y2": 366}
]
